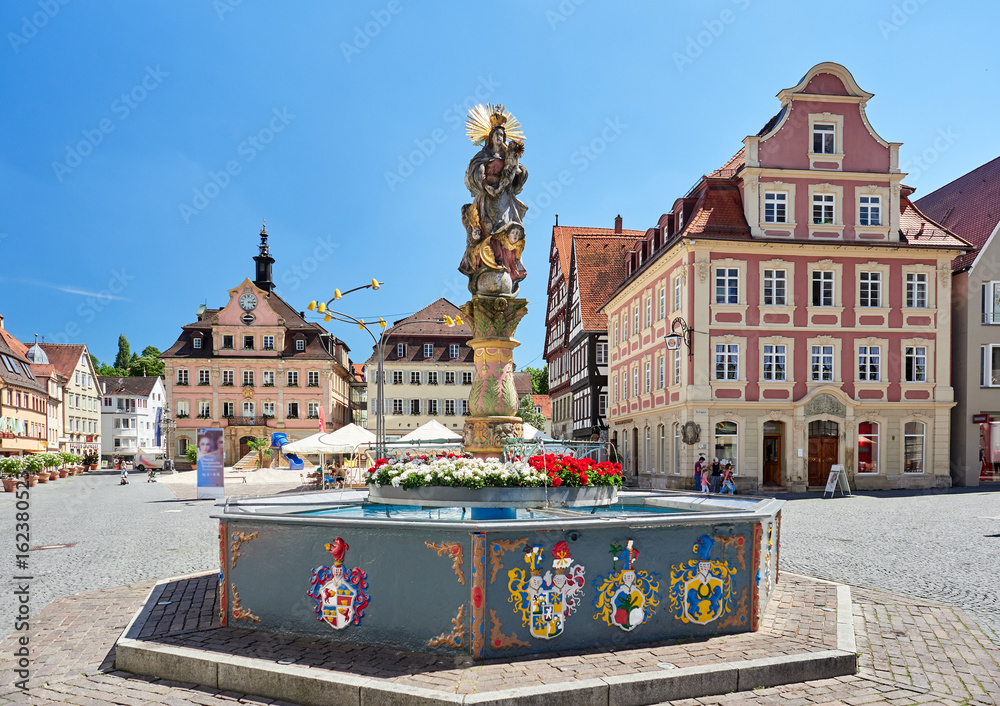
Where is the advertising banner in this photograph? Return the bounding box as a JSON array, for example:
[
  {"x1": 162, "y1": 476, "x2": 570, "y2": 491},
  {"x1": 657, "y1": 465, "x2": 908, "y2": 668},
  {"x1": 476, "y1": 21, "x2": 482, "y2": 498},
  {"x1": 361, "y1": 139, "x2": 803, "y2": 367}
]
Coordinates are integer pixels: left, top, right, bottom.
[{"x1": 196, "y1": 428, "x2": 224, "y2": 499}]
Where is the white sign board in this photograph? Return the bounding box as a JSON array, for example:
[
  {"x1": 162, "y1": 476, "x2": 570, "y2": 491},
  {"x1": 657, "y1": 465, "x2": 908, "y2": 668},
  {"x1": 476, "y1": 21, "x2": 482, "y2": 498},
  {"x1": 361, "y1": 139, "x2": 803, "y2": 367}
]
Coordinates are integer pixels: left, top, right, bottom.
[{"x1": 823, "y1": 464, "x2": 851, "y2": 498}]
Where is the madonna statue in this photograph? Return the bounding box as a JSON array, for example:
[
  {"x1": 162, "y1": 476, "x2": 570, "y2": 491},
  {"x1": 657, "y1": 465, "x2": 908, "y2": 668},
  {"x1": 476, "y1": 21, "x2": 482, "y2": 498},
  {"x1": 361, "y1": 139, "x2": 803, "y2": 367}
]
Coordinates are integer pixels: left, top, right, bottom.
[{"x1": 459, "y1": 104, "x2": 528, "y2": 297}]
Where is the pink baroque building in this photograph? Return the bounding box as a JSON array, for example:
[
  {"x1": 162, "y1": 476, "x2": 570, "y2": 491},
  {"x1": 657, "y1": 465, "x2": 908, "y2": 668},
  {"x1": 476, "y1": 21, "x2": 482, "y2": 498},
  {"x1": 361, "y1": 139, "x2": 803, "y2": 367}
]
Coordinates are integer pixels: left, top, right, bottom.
[
  {"x1": 161, "y1": 226, "x2": 354, "y2": 465},
  {"x1": 602, "y1": 63, "x2": 970, "y2": 492}
]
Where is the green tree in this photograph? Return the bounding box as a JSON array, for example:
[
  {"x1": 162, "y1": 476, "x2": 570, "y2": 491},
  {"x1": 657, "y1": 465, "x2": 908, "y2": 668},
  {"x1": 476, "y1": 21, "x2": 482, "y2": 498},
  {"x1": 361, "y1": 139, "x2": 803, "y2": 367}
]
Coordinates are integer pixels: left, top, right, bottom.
[
  {"x1": 524, "y1": 366, "x2": 549, "y2": 395},
  {"x1": 246, "y1": 437, "x2": 272, "y2": 469},
  {"x1": 185, "y1": 444, "x2": 198, "y2": 465},
  {"x1": 141, "y1": 345, "x2": 161, "y2": 358},
  {"x1": 113, "y1": 335, "x2": 131, "y2": 370},
  {"x1": 130, "y1": 354, "x2": 164, "y2": 378},
  {"x1": 516, "y1": 395, "x2": 546, "y2": 429}
]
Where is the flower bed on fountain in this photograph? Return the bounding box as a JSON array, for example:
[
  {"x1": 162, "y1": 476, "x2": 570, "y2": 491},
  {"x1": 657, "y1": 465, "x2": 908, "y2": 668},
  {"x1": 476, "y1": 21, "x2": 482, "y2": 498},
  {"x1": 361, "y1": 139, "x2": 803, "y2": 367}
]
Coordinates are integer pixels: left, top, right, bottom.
[{"x1": 366, "y1": 453, "x2": 623, "y2": 508}]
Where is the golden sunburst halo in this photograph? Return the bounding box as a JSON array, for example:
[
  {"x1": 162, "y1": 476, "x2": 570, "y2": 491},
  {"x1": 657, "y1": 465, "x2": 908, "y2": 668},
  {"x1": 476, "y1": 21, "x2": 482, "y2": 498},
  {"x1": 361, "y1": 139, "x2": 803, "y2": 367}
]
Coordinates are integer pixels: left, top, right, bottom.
[{"x1": 465, "y1": 103, "x2": 525, "y2": 145}]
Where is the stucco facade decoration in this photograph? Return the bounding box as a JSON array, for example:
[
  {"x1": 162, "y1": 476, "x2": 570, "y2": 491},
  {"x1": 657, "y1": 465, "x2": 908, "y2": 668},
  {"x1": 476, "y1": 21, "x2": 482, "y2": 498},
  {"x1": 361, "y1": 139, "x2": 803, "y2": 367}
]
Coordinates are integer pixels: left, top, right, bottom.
[
  {"x1": 916, "y1": 155, "x2": 1000, "y2": 486},
  {"x1": 365, "y1": 298, "x2": 475, "y2": 441},
  {"x1": 161, "y1": 225, "x2": 354, "y2": 465},
  {"x1": 602, "y1": 62, "x2": 970, "y2": 492}
]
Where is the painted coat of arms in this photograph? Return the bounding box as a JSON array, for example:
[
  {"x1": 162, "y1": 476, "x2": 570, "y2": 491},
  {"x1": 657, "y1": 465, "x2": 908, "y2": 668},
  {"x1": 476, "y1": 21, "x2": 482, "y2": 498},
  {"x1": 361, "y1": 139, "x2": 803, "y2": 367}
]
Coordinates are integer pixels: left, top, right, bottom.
[
  {"x1": 507, "y1": 541, "x2": 585, "y2": 639},
  {"x1": 307, "y1": 538, "x2": 370, "y2": 630},
  {"x1": 669, "y1": 535, "x2": 736, "y2": 625},
  {"x1": 592, "y1": 539, "x2": 660, "y2": 631}
]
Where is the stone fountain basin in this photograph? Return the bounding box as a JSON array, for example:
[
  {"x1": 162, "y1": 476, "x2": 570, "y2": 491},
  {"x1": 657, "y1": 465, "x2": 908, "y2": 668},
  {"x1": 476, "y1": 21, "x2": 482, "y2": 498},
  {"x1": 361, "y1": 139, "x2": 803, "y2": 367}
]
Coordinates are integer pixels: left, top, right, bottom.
[
  {"x1": 367, "y1": 484, "x2": 617, "y2": 507},
  {"x1": 212, "y1": 490, "x2": 783, "y2": 660}
]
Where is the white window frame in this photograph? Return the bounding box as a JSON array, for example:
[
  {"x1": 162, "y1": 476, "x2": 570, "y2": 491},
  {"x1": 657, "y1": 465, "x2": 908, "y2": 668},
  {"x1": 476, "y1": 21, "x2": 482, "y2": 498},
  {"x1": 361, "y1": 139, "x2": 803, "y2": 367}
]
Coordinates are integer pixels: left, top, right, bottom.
[
  {"x1": 295, "y1": 339, "x2": 305, "y2": 351},
  {"x1": 286, "y1": 370, "x2": 299, "y2": 387},
  {"x1": 397, "y1": 343, "x2": 407, "y2": 357},
  {"x1": 424, "y1": 343, "x2": 434, "y2": 358},
  {"x1": 644, "y1": 361, "x2": 651, "y2": 394},
  {"x1": 983, "y1": 281, "x2": 1000, "y2": 325},
  {"x1": 810, "y1": 345, "x2": 834, "y2": 382},
  {"x1": 673, "y1": 276, "x2": 682, "y2": 312},
  {"x1": 598, "y1": 393, "x2": 607, "y2": 417},
  {"x1": 982, "y1": 345, "x2": 1000, "y2": 387},
  {"x1": 763, "y1": 191, "x2": 788, "y2": 223},
  {"x1": 763, "y1": 344, "x2": 787, "y2": 381},
  {"x1": 242, "y1": 370, "x2": 254, "y2": 387},
  {"x1": 673, "y1": 349, "x2": 681, "y2": 386},
  {"x1": 812, "y1": 122, "x2": 836, "y2": 154},
  {"x1": 858, "y1": 346, "x2": 880, "y2": 381},
  {"x1": 859, "y1": 271, "x2": 882, "y2": 308},
  {"x1": 192, "y1": 338, "x2": 202, "y2": 349},
  {"x1": 262, "y1": 335, "x2": 275, "y2": 350},
  {"x1": 715, "y1": 267, "x2": 739, "y2": 304},
  {"x1": 658, "y1": 286, "x2": 666, "y2": 320},
  {"x1": 462, "y1": 371, "x2": 473, "y2": 385},
  {"x1": 658, "y1": 355, "x2": 665, "y2": 389},
  {"x1": 198, "y1": 369, "x2": 211, "y2": 385},
  {"x1": 811, "y1": 271, "x2": 835, "y2": 307},
  {"x1": 307, "y1": 402, "x2": 320, "y2": 419},
  {"x1": 763, "y1": 269, "x2": 786, "y2": 306},
  {"x1": 906, "y1": 273, "x2": 928, "y2": 309},
  {"x1": 596, "y1": 343, "x2": 608, "y2": 365},
  {"x1": 714, "y1": 344, "x2": 739, "y2": 381},
  {"x1": 858, "y1": 421, "x2": 879, "y2": 474},
  {"x1": 176, "y1": 369, "x2": 189, "y2": 385},
  {"x1": 222, "y1": 401, "x2": 234, "y2": 417},
  {"x1": 812, "y1": 193, "x2": 835, "y2": 225},
  {"x1": 905, "y1": 346, "x2": 927, "y2": 382},
  {"x1": 449, "y1": 344, "x2": 460, "y2": 358},
  {"x1": 903, "y1": 421, "x2": 926, "y2": 474},
  {"x1": 859, "y1": 195, "x2": 882, "y2": 226}
]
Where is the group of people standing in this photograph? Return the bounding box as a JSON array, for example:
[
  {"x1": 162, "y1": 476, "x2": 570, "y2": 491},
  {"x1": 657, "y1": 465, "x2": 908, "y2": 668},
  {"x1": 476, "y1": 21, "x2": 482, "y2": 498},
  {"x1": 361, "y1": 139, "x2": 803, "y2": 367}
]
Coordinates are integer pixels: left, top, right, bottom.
[{"x1": 694, "y1": 454, "x2": 736, "y2": 494}]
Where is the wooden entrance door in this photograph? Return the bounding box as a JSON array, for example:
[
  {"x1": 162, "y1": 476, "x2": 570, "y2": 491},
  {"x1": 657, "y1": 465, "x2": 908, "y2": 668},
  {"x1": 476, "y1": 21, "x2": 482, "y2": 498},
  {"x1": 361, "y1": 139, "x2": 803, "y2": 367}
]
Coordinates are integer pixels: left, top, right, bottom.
[
  {"x1": 762, "y1": 421, "x2": 783, "y2": 486},
  {"x1": 239, "y1": 436, "x2": 254, "y2": 461},
  {"x1": 807, "y1": 421, "x2": 839, "y2": 486}
]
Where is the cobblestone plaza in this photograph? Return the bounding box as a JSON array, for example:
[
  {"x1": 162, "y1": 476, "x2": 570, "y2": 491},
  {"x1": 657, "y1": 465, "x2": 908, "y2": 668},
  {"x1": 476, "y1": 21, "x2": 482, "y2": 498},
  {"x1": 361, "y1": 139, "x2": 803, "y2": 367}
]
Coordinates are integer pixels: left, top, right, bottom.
[{"x1": 1, "y1": 474, "x2": 998, "y2": 703}]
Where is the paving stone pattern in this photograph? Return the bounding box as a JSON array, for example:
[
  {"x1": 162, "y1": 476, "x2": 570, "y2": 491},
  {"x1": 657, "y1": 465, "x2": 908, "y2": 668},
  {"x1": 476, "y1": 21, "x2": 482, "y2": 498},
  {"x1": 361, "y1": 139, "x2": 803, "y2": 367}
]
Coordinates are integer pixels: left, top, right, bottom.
[
  {"x1": 143, "y1": 572, "x2": 836, "y2": 693},
  {"x1": 777, "y1": 488, "x2": 1000, "y2": 649}
]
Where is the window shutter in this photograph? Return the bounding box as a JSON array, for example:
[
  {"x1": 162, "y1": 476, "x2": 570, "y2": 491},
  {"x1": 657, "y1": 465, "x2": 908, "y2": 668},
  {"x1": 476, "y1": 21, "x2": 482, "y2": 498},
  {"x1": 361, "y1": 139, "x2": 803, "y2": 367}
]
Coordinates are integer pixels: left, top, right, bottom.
[{"x1": 438, "y1": 398, "x2": 443, "y2": 416}]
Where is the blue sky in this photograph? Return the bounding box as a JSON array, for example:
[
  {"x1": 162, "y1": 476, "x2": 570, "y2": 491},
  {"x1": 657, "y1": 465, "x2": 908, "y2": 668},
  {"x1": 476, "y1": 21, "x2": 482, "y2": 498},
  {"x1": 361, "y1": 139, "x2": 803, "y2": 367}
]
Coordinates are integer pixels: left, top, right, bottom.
[{"x1": 2, "y1": 0, "x2": 998, "y2": 369}]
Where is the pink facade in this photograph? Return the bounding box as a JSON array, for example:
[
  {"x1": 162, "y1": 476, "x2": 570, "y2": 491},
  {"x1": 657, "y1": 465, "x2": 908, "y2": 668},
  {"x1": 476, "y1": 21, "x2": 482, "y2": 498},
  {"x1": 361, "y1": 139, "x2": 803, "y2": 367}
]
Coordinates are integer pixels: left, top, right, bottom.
[{"x1": 603, "y1": 63, "x2": 969, "y2": 492}]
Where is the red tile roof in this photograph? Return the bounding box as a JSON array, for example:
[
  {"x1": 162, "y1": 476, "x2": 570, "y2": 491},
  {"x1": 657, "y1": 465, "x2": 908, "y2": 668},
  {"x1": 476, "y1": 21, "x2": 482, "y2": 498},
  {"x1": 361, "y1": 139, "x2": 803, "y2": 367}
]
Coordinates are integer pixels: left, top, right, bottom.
[
  {"x1": 899, "y1": 195, "x2": 970, "y2": 251},
  {"x1": 531, "y1": 394, "x2": 551, "y2": 420},
  {"x1": 915, "y1": 155, "x2": 1000, "y2": 271},
  {"x1": 0, "y1": 328, "x2": 28, "y2": 358},
  {"x1": 388, "y1": 298, "x2": 470, "y2": 336},
  {"x1": 37, "y1": 343, "x2": 89, "y2": 379},
  {"x1": 574, "y1": 234, "x2": 644, "y2": 330},
  {"x1": 352, "y1": 363, "x2": 366, "y2": 383}
]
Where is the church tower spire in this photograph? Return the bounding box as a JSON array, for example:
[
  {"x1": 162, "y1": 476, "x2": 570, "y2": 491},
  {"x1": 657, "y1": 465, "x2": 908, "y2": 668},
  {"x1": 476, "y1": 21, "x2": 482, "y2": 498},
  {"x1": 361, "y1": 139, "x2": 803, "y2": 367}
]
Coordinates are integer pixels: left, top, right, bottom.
[{"x1": 253, "y1": 219, "x2": 275, "y2": 292}]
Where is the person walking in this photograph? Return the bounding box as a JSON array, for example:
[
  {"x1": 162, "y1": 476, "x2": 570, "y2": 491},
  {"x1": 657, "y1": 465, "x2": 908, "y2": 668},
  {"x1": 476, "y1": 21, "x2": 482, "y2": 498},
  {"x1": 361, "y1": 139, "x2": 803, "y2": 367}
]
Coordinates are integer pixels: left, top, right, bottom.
[
  {"x1": 710, "y1": 457, "x2": 723, "y2": 493},
  {"x1": 694, "y1": 454, "x2": 705, "y2": 492},
  {"x1": 721, "y1": 463, "x2": 736, "y2": 495},
  {"x1": 120, "y1": 466, "x2": 129, "y2": 485}
]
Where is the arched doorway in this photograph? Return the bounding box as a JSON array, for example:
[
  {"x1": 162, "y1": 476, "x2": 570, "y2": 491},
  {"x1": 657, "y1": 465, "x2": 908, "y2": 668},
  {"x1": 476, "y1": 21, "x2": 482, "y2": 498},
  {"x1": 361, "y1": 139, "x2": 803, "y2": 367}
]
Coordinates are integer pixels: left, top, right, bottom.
[
  {"x1": 808, "y1": 420, "x2": 838, "y2": 486},
  {"x1": 239, "y1": 435, "x2": 255, "y2": 461},
  {"x1": 762, "y1": 420, "x2": 783, "y2": 486}
]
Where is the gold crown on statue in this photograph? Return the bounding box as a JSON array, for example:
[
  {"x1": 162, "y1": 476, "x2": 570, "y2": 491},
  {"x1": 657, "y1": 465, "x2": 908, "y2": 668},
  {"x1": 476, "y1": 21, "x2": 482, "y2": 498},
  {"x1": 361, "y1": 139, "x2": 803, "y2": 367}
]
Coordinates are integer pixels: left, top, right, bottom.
[{"x1": 466, "y1": 103, "x2": 525, "y2": 145}]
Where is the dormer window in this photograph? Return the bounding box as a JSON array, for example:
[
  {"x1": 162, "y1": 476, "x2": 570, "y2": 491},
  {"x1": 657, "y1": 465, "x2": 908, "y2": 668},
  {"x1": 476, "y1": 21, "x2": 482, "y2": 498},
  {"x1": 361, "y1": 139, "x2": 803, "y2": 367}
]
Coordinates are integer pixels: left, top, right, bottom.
[
  {"x1": 295, "y1": 338, "x2": 305, "y2": 351},
  {"x1": 192, "y1": 337, "x2": 202, "y2": 349},
  {"x1": 676, "y1": 209, "x2": 684, "y2": 233},
  {"x1": 813, "y1": 123, "x2": 835, "y2": 154}
]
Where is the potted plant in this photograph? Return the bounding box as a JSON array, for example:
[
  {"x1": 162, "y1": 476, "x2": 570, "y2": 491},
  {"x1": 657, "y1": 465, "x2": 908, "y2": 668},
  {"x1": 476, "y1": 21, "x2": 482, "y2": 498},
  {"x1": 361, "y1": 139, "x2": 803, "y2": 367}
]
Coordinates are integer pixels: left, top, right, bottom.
[
  {"x1": 0, "y1": 456, "x2": 24, "y2": 492},
  {"x1": 24, "y1": 453, "x2": 46, "y2": 483},
  {"x1": 83, "y1": 451, "x2": 99, "y2": 470},
  {"x1": 39, "y1": 453, "x2": 60, "y2": 480}
]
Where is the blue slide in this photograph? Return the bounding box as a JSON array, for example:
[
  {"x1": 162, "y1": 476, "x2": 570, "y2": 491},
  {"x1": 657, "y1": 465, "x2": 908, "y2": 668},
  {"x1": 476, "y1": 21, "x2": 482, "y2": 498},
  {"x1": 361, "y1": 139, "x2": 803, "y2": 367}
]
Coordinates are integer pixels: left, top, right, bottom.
[{"x1": 271, "y1": 432, "x2": 304, "y2": 470}]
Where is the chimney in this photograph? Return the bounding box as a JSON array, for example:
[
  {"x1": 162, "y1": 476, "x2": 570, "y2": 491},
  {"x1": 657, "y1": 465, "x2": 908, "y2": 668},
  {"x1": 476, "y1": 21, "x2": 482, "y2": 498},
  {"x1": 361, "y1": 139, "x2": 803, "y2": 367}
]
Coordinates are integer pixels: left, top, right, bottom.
[
  {"x1": 614, "y1": 214, "x2": 623, "y2": 233},
  {"x1": 0, "y1": 313, "x2": 4, "y2": 329}
]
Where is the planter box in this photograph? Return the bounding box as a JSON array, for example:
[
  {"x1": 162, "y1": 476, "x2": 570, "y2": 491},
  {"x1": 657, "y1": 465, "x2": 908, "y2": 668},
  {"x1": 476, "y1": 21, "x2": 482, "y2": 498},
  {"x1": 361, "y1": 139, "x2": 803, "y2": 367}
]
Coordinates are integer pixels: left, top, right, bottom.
[{"x1": 368, "y1": 484, "x2": 617, "y2": 508}]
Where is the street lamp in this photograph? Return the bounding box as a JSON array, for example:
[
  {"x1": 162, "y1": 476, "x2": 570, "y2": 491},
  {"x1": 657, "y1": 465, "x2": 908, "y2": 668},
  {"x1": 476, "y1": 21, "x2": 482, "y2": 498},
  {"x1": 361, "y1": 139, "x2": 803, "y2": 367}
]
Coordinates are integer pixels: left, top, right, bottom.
[{"x1": 665, "y1": 316, "x2": 700, "y2": 358}]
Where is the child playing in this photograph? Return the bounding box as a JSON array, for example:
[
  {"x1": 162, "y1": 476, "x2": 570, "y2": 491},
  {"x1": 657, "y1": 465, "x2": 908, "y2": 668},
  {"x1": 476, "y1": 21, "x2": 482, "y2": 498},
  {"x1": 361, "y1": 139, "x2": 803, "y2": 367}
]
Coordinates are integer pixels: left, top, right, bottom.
[{"x1": 701, "y1": 466, "x2": 710, "y2": 493}]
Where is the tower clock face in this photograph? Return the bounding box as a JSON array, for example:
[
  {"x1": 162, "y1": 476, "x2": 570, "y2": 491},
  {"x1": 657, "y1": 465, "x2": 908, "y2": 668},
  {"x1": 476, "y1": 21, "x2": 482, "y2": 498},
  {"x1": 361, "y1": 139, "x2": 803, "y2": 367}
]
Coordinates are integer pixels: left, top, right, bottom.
[{"x1": 239, "y1": 293, "x2": 258, "y2": 311}]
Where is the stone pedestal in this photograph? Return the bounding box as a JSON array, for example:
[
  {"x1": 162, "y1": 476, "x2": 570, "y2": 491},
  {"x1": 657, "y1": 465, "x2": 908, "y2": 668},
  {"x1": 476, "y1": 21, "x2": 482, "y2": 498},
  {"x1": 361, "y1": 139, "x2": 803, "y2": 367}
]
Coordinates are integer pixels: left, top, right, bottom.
[{"x1": 460, "y1": 295, "x2": 528, "y2": 457}]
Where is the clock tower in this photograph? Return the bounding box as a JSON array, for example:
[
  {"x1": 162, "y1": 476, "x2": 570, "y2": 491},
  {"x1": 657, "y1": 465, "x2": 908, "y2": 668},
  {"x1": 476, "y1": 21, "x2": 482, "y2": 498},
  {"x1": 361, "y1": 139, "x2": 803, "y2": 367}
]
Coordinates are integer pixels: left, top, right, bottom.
[{"x1": 253, "y1": 220, "x2": 275, "y2": 292}]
